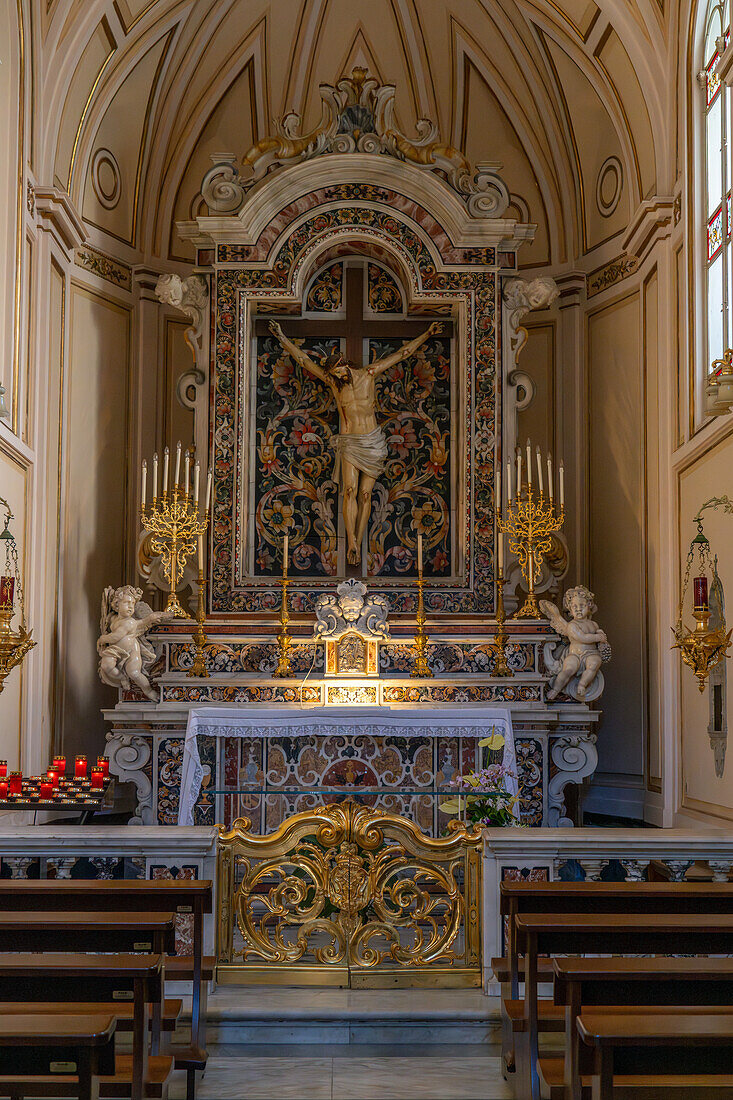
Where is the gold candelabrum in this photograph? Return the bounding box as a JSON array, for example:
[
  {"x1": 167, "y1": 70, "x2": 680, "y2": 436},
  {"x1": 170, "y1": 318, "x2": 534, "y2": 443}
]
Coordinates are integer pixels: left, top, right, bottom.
[
  {"x1": 673, "y1": 503, "x2": 733, "y2": 692},
  {"x1": 411, "y1": 542, "x2": 433, "y2": 678},
  {"x1": 0, "y1": 499, "x2": 35, "y2": 694},
  {"x1": 499, "y1": 445, "x2": 565, "y2": 619},
  {"x1": 140, "y1": 444, "x2": 211, "y2": 619},
  {"x1": 273, "y1": 574, "x2": 293, "y2": 678},
  {"x1": 187, "y1": 554, "x2": 210, "y2": 679},
  {"x1": 492, "y1": 570, "x2": 513, "y2": 677}
]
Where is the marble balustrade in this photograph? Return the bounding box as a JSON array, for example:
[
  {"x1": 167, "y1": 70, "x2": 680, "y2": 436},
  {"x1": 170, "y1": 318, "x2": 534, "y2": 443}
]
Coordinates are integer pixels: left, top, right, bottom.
[
  {"x1": 482, "y1": 826, "x2": 733, "y2": 989},
  {"x1": 0, "y1": 824, "x2": 730, "y2": 992}
]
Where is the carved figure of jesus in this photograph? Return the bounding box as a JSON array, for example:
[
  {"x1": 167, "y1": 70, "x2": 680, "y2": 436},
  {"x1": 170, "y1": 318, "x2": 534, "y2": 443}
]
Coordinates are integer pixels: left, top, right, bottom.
[{"x1": 269, "y1": 318, "x2": 442, "y2": 565}]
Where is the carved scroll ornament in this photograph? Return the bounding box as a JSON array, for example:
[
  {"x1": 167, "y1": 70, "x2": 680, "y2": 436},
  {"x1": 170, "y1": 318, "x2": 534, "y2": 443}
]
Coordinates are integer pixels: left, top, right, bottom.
[{"x1": 201, "y1": 68, "x2": 510, "y2": 219}]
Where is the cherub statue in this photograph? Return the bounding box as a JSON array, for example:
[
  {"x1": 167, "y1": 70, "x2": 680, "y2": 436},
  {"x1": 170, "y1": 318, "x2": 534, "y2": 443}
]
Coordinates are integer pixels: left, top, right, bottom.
[
  {"x1": 98, "y1": 586, "x2": 172, "y2": 701},
  {"x1": 539, "y1": 586, "x2": 611, "y2": 702}
]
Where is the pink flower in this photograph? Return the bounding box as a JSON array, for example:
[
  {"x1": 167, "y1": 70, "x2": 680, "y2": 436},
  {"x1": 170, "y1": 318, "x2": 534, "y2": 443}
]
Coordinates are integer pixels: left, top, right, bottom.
[
  {"x1": 432, "y1": 549, "x2": 449, "y2": 572},
  {"x1": 389, "y1": 425, "x2": 418, "y2": 458},
  {"x1": 289, "y1": 418, "x2": 321, "y2": 454},
  {"x1": 272, "y1": 356, "x2": 294, "y2": 393}
]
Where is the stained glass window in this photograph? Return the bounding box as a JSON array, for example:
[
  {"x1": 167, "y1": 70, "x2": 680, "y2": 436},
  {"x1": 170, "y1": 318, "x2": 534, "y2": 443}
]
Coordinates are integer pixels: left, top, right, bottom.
[{"x1": 704, "y1": 2, "x2": 732, "y2": 366}]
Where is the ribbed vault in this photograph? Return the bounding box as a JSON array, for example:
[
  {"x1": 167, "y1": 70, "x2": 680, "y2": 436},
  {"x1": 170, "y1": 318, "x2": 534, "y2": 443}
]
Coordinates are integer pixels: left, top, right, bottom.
[{"x1": 35, "y1": 0, "x2": 673, "y2": 266}]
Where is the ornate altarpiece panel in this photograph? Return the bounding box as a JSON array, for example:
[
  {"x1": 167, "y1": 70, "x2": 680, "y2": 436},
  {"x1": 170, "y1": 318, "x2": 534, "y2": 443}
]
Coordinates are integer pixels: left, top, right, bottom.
[{"x1": 208, "y1": 187, "x2": 519, "y2": 615}]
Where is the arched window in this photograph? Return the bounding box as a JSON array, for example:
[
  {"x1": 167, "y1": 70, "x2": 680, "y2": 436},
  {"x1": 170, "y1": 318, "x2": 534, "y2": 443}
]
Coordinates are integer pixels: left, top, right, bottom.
[{"x1": 703, "y1": 0, "x2": 732, "y2": 366}]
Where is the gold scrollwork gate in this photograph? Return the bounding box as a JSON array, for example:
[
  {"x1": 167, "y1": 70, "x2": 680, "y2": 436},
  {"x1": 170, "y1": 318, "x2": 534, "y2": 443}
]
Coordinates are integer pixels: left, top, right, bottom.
[{"x1": 216, "y1": 801, "x2": 483, "y2": 987}]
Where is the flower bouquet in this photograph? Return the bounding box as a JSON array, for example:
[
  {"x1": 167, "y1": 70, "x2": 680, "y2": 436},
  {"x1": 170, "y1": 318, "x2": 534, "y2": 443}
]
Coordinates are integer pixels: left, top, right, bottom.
[{"x1": 440, "y1": 732, "x2": 519, "y2": 827}]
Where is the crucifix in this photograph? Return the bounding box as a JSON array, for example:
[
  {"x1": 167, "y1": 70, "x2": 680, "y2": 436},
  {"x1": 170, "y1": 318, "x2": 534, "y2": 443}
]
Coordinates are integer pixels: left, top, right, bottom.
[{"x1": 255, "y1": 264, "x2": 452, "y2": 567}]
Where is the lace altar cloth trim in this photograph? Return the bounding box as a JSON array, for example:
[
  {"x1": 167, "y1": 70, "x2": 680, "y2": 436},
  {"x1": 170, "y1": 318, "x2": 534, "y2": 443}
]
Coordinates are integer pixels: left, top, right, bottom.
[{"x1": 177, "y1": 705, "x2": 515, "y2": 825}]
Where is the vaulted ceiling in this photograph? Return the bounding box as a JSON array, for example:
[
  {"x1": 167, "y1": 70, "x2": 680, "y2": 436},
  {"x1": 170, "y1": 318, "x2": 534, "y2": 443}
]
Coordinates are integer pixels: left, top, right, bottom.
[{"x1": 35, "y1": 0, "x2": 677, "y2": 268}]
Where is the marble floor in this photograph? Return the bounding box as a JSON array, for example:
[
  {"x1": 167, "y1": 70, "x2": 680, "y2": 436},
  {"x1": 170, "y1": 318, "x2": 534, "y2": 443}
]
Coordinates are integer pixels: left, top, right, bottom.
[{"x1": 169, "y1": 1044, "x2": 513, "y2": 1100}]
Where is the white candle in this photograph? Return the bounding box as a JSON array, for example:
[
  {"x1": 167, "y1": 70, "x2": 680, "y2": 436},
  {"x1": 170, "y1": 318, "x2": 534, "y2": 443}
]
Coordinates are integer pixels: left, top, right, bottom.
[
  {"x1": 495, "y1": 470, "x2": 501, "y2": 514},
  {"x1": 517, "y1": 448, "x2": 522, "y2": 492},
  {"x1": 506, "y1": 459, "x2": 513, "y2": 504},
  {"x1": 198, "y1": 533, "x2": 203, "y2": 573},
  {"x1": 141, "y1": 460, "x2": 147, "y2": 510},
  {"x1": 283, "y1": 533, "x2": 288, "y2": 576},
  {"x1": 162, "y1": 447, "x2": 169, "y2": 494},
  {"x1": 536, "y1": 446, "x2": 544, "y2": 496},
  {"x1": 526, "y1": 440, "x2": 532, "y2": 485},
  {"x1": 152, "y1": 453, "x2": 158, "y2": 502},
  {"x1": 205, "y1": 470, "x2": 213, "y2": 513},
  {"x1": 547, "y1": 453, "x2": 553, "y2": 501},
  {"x1": 497, "y1": 530, "x2": 504, "y2": 573},
  {"x1": 559, "y1": 462, "x2": 565, "y2": 509},
  {"x1": 174, "y1": 441, "x2": 182, "y2": 487},
  {"x1": 417, "y1": 532, "x2": 423, "y2": 574},
  {"x1": 193, "y1": 461, "x2": 200, "y2": 506},
  {"x1": 184, "y1": 449, "x2": 191, "y2": 494}
]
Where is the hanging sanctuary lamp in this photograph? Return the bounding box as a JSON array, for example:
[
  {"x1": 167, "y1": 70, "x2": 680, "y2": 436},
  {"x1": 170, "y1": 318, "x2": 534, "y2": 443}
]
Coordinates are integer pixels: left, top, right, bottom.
[
  {"x1": 0, "y1": 497, "x2": 35, "y2": 694},
  {"x1": 673, "y1": 498, "x2": 733, "y2": 692}
]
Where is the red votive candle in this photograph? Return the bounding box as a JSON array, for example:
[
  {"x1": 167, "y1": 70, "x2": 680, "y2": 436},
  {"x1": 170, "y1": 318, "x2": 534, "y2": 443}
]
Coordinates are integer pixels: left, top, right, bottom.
[
  {"x1": 96, "y1": 756, "x2": 109, "y2": 777},
  {"x1": 90, "y1": 766, "x2": 104, "y2": 790},
  {"x1": 694, "y1": 575, "x2": 709, "y2": 611},
  {"x1": 46, "y1": 768, "x2": 59, "y2": 789},
  {"x1": 8, "y1": 772, "x2": 21, "y2": 795},
  {"x1": 74, "y1": 755, "x2": 87, "y2": 779},
  {"x1": 0, "y1": 576, "x2": 14, "y2": 610},
  {"x1": 0, "y1": 780, "x2": 7, "y2": 799},
  {"x1": 0, "y1": 761, "x2": 7, "y2": 779},
  {"x1": 53, "y1": 756, "x2": 66, "y2": 774},
  {"x1": 39, "y1": 780, "x2": 52, "y2": 800}
]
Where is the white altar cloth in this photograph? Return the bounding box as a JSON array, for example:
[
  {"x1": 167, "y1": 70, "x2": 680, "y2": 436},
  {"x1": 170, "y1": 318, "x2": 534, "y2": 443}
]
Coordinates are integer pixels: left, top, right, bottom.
[{"x1": 177, "y1": 705, "x2": 516, "y2": 826}]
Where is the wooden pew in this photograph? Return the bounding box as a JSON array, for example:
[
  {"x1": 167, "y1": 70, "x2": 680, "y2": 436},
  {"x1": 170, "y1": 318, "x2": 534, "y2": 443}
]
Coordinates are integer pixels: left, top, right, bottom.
[
  {"x1": 577, "y1": 1012, "x2": 733, "y2": 1099},
  {"x1": 0, "y1": 1013, "x2": 116, "y2": 1100},
  {"x1": 545, "y1": 956, "x2": 733, "y2": 1100},
  {"x1": 0, "y1": 913, "x2": 175, "y2": 956},
  {"x1": 515, "y1": 911, "x2": 733, "y2": 1100},
  {"x1": 499, "y1": 882, "x2": 733, "y2": 997},
  {"x1": 0, "y1": 881, "x2": 212, "y2": 1100},
  {"x1": 0, "y1": 954, "x2": 170, "y2": 1100},
  {"x1": 496, "y1": 881, "x2": 733, "y2": 1080}
]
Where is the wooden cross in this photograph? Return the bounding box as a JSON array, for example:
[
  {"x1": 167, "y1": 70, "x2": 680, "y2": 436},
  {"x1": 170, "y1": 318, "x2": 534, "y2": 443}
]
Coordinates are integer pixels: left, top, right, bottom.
[{"x1": 253, "y1": 264, "x2": 451, "y2": 364}]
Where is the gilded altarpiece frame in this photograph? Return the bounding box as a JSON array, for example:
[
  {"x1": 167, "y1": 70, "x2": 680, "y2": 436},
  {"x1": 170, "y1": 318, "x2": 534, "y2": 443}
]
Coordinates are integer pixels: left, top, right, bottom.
[{"x1": 210, "y1": 184, "x2": 499, "y2": 615}]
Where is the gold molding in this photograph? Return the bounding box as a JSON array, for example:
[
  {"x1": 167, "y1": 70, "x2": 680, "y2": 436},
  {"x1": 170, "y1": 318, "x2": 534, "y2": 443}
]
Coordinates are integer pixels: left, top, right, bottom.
[
  {"x1": 642, "y1": 264, "x2": 661, "y2": 794},
  {"x1": 67, "y1": 18, "x2": 117, "y2": 194},
  {"x1": 11, "y1": 0, "x2": 25, "y2": 436}
]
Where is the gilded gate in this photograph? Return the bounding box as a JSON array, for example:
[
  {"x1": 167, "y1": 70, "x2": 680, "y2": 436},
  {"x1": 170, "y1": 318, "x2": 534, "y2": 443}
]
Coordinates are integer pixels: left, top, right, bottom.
[{"x1": 216, "y1": 800, "x2": 483, "y2": 987}]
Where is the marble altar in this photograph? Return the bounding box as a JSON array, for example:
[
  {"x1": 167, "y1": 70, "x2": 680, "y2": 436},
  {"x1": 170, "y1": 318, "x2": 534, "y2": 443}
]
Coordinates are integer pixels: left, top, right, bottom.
[
  {"x1": 176, "y1": 704, "x2": 516, "y2": 829},
  {"x1": 104, "y1": 619, "x2": 600, "y2": 833}
]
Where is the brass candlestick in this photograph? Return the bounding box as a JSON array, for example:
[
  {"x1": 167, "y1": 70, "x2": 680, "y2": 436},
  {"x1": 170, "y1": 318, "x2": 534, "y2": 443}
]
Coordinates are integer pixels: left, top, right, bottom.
[
  {"x1": 273, "y1": 572, "x2": 293, "y2": 678},
  {"x1": 187, "y1": 567, "x2": 210, "y2": 678},
  {"x1": 141, "y1": 486, "x2": 209, "y2": 619},
  {"x1": 499, "y1": 482, "x2": 564, "y2": 619},
  {"x1": 492, "y1": 570, "x2": 513, "y2": 677},
  {"x1": 410, "y1": 569, "x2": 433, "y2": 678}
]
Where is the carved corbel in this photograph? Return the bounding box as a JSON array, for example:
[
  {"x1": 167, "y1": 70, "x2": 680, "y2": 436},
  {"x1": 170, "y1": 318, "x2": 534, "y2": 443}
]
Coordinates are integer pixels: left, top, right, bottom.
[
  {"x1": 547, "y1": 733, "x2": 598, "y2": 826},
  {"x1": 503, "y1": 276, "x2": 560, "y2": 359},
  {"x1": 155, "y1": 273, "x2": 209, "y2": 410},
  {"x1": 105, "y1": 732, "x2": 154, "y2": 825}
]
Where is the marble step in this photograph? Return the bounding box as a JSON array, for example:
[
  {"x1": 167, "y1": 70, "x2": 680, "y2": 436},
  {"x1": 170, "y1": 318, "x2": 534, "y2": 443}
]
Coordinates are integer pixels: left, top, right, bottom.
[{"x1": 180, "y1": 988, "x2": 503, "y2": 1046}]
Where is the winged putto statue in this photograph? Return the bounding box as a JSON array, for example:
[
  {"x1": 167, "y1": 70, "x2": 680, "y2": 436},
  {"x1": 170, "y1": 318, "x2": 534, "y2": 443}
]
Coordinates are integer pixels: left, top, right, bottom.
[
  {"x1": 539, "y1": 586, "x2": 611, "y2": 703},
  {"x1": 97, "y1": 585, "x2": 172, "y2": 701}
]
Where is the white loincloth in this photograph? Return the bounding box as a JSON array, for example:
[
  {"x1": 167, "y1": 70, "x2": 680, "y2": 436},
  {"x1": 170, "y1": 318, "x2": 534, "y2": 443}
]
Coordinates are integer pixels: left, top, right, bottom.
[{"x1": 330, "y1": 427, "x2": 388, "y2": 484}]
